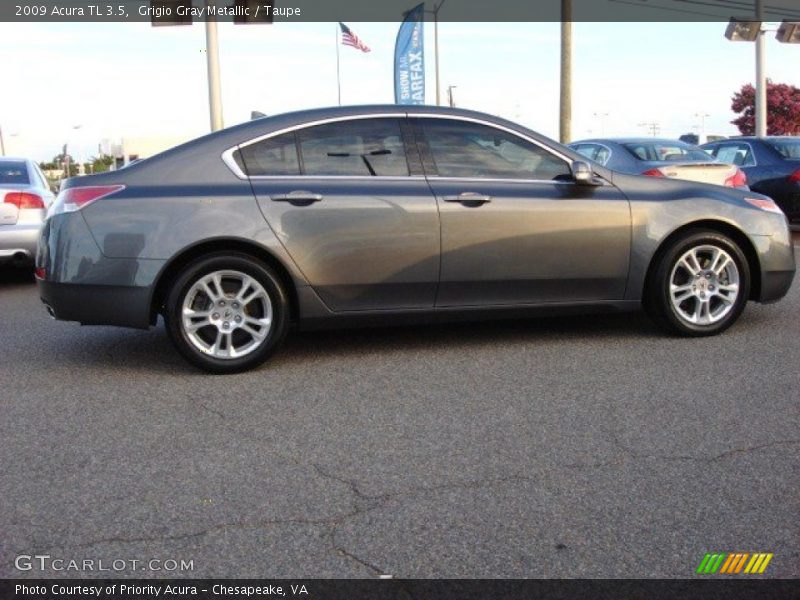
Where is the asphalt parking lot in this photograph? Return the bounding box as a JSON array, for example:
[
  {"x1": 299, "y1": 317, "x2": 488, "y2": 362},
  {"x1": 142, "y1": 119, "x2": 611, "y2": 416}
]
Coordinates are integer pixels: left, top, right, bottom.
[{"x1": 1, "y1": 244, "x2": 798, "y2": 579}]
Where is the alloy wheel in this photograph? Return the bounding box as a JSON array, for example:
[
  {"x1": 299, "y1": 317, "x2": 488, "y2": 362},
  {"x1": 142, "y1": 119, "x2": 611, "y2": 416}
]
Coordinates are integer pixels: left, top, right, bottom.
[
  {"x1": 668, "y1": 244, "x2": 740, "y2": 326},
  {"x1": 181, "y1": 270, "x2": 273, "y2": 359}
]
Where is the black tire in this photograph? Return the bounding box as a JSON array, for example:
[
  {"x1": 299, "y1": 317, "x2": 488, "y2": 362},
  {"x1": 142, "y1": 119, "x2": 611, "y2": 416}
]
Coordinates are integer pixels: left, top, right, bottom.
[
  {"x1": 644, "y1": 230, "x2": 751, "y2": 337},
  {"x1": 164, "y1": 253, "x2": 290, "y2": 373}
]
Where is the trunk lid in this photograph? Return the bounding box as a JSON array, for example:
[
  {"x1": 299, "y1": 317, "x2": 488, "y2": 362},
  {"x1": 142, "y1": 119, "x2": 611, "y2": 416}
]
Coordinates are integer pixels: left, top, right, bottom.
[{"x1": 649, "y1": 162, "x2": 737, "y2": 186}]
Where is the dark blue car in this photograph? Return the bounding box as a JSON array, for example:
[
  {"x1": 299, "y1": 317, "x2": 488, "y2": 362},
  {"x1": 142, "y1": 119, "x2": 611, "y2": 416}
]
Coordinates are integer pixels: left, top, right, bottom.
[
  {"x1": 700, "y1": 137, "x2": 800, "y2": 225},
  {"x1": 569, "y1": 138, "x2": 747, "y2": 190}
]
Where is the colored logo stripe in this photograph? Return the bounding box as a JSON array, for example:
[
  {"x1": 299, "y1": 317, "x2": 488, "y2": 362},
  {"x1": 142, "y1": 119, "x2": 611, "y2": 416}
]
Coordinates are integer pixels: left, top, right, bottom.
[{"x1": 697, "y1": 552, "x2": 773, "y2": 574}]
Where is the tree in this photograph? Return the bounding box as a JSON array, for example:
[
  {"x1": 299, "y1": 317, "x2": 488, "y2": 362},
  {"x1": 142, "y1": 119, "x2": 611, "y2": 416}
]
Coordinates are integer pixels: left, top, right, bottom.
[{"x1": 731, "y1": 81, "x2": 800, "y2": 136}]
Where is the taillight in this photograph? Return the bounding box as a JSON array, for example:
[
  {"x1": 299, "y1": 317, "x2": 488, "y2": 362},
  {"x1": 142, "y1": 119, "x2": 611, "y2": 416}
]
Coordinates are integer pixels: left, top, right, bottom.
[
  {"x1": 35, "y1": 267, "x2": 46, "y2": 280},
  {"x1": 744, "y1": 197, "x2": 784, "y2": 215},
  {"x1": 789, "y1": 169, "x2": 800, "y2": 184},
  {"x1": 724, "y1": 168, "x2": 748, "y2": 188},
  {"x1": 641, "y1": 168, "x2": 665, "y2": 177},
  {"x1": 51, "y1": 185, "x2": 125, "y2": 216},
  {"x1": 4, "y1": 192, "x2": 45, "y2": 209}
]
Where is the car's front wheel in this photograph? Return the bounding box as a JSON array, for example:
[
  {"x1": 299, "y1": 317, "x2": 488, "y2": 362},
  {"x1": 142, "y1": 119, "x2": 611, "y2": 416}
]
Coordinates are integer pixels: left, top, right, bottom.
[
  {"x1": 164, "y1": 253, "x2": 289, "y2": 373},
  {"x1": 646, "y1": 230, "x2": 751, "y2": 336}
]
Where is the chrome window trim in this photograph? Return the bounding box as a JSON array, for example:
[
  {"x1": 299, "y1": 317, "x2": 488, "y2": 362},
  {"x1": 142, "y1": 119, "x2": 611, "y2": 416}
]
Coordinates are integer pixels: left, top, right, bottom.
[
  {"x1": 222, "y1": 112, "x2": 407, "y2": 180},
  {"x1": 221, "y1": 111, "x2": 591, "y2": 185},
  {"x1": 410, "y1": 112, "x2": 574, "y2": 165}
]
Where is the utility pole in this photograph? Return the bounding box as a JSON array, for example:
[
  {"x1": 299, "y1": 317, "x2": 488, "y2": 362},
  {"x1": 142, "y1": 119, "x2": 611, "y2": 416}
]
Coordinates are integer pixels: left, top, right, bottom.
[
  {"x1": 205, "y1": 0, "x2": 224, "y2": 131},
  {"x1": 639, "y1": 122, "x2": 661, "y2": 137},
  {"x1": 560, "y1": 0, "x2": 572, "y2": 144},
  {"x1": 754, "y1": 0, "x2": 767, "y2": 136}
]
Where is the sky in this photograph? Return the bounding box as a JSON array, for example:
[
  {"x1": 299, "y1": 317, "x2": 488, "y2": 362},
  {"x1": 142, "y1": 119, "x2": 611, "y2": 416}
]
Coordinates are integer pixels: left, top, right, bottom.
[{"x1": 0, "y1": 20, "x2": 798, "y2": 162}]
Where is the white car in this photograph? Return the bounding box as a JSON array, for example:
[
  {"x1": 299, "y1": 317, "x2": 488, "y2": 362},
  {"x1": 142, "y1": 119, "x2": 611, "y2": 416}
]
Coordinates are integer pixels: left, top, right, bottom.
[{"x1": 0, "y1": 157, "x2": 55, "y2": 267}]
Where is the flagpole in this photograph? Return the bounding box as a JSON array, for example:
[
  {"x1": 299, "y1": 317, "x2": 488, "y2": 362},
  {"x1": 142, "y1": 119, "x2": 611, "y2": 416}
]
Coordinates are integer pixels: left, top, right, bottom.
[{"x1": 335, "y1": 24, "x2": 342, "y2": 106}]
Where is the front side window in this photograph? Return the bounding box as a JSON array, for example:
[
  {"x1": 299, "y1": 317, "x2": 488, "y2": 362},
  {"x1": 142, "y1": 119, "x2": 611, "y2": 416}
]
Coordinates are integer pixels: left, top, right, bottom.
[
  {"x1": 420, "y1": 119, "x2": 570, "y2": 181},
  {"x1": 298, "y1": 118, "x2": 409, "y2": 177},
  {"x1": 235, "y1": 132, "x2": 300, "y2": 176}
]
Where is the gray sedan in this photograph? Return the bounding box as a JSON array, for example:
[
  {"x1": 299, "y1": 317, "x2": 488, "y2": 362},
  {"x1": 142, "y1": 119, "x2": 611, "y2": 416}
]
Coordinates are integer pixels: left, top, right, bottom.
[
  {"x1": 36, "y1": 106, "x2": 795, "y2": 373},
  {"x1": 1, "y1": 158, "x2": 55, "y2": 267}
]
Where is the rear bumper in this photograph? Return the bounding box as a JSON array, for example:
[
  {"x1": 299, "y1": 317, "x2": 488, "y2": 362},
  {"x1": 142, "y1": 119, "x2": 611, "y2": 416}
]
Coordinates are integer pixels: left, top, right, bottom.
[
  {"x1": 752, "y1": 225, "x2": 796, "y2": 303},
  {"x1": 38, "y1": 279, "x2": 154, "y2": 328},
  {"x1": 36, "y1": 213, "x2": 164, "y2": 328},
  {"x1": 0, "y1": 223, "x2": 40, "y2": 264}
]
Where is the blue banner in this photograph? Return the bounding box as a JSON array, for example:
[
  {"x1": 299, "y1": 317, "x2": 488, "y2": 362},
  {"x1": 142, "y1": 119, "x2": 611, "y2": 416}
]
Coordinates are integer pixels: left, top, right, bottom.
[{"x1": 394, "y1": 3, "x2": 425, "y2": 105}]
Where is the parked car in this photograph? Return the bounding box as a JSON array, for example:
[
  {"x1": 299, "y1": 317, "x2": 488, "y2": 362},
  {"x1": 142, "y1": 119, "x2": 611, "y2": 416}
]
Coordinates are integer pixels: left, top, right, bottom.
[
  {"x1": 37, "y1": 106, "x2": 795, "y2": 373},
  {"x1": 679, "y1": 133, "x2": 728, "y2": 146},
  {"x1": 700, "y1": 137, "x2": 800, "y2": 225},
  {"x1": 569, "y1": 138, "x2": 748, "y2": 189},
  {"x1": 1, "y1": 157, "x2": 55, "y2": 267}
]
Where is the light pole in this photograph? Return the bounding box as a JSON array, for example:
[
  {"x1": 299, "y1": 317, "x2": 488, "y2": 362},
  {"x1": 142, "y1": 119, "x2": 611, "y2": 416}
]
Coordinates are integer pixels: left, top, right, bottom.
[
  {"x1": 0, "y1": 125, "x2": 5, "y2": 157},
  {"x1": 560, "y1": 0, "x2": 572, "y2": 144},
  {"x1": 205, "y1": 0, "x2": 224, "y2": 131},
  {"x1": 695, "y1": 112, "x2": 710, "y2": 137}
]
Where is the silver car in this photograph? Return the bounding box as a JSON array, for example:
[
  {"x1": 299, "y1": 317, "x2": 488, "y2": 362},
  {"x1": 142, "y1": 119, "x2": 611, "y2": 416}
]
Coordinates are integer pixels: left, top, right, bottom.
[
  {"x1": 1, "y1": 157, "x2": 55, "y2": 268},
  {"x1": 36, "y1": 106, "x2": 796, "y2": 373}
]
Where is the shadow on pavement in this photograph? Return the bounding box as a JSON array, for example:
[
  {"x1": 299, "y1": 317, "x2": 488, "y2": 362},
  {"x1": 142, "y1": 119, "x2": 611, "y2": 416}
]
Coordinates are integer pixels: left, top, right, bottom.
[{"x1": 0, "y1": 266, "x2": 35, "y2": 287}]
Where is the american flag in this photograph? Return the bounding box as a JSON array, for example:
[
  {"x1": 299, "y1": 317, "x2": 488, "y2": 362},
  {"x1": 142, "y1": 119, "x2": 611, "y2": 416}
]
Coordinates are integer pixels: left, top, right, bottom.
[{"x1": 339, "y1": 22, "x2": 371, "y2": 53}]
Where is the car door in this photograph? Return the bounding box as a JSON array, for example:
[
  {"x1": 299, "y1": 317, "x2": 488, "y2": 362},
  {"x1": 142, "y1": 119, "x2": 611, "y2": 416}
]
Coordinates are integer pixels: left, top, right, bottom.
[
  {"x1": 413, "y1": 116, "x2": 631, "y2": 307},
  {"x1": 242, "y1": 115, "x2": 440, "y2": 312}
]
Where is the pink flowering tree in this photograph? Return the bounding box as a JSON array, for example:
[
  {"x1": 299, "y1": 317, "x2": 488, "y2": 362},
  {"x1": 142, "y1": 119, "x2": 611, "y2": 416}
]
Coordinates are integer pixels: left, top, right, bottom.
[{"x1": 731, "y1": 81, "x2": 800, "y2": 136}]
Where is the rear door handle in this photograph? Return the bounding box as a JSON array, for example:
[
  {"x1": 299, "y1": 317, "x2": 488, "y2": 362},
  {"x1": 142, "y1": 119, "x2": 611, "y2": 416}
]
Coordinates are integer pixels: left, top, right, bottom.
[
  {"x1": 270, "y1": 191, "x2": 323, "y2": 205},
  {"x1": 442, "y1": 192, "x2": 492, "y2": 206}
]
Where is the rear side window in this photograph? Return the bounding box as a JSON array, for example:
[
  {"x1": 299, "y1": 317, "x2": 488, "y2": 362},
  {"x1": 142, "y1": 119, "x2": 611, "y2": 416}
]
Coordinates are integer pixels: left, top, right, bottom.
[
  {"x1": 767, "y1": 139, "x2": 800, "y2": 159},
  {"x1": 235, "y1": 132, "x2": 300, "y2": 176},
  {"x1": 714, "y1": 143, "x2": 756, "y2": 167},
  {"x1": 0, "y1": 161, "x2": 30, "y2": 185},
  {"x1": 297, "y1": 118, "x2": 409, "y2": 177},
  {"x1": 572, "y1": 144, "x2": 610, "y2": 166},
  {"x1": 420, "y1": 119, "x2": 570, "y2": 180}
]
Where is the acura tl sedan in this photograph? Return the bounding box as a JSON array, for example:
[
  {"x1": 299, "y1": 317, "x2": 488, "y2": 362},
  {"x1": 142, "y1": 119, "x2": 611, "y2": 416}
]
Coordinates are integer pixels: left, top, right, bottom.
[{"x1": 37, "y1": 106, "x2": 795, "y2": 373}]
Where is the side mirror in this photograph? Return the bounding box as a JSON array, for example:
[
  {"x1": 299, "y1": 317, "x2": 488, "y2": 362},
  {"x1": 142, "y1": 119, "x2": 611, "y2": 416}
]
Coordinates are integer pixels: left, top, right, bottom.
[{"x1": 571, "y1": 160, "x2": 596, "y2": 184}]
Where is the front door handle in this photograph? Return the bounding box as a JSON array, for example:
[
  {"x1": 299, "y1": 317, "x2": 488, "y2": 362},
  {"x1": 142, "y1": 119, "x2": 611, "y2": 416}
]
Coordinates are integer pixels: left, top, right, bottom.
[
  {"x1": 442, "y1": 192, "x2": 492, "y2": 206},
  {"x1": 270, "y1": 191, "x2": 323, "y2": 206}
]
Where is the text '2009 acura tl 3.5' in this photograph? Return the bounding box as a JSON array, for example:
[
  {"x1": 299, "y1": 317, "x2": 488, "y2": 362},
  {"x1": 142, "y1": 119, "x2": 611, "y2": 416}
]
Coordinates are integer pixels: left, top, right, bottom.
[{"x1": 37, "y1": 106, "x2": 796, "y2": 373}]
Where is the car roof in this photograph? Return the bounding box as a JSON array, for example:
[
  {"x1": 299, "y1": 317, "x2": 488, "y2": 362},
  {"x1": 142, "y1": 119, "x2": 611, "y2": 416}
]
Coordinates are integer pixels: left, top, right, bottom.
[{"x1": 574, "y1": 138, "x2": 694, "y2": 145}]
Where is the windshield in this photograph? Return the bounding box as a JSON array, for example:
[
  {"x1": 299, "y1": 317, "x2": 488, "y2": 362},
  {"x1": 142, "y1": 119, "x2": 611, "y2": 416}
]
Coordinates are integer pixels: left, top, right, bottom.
[
  {"x1": 0, "y1": 161, "x2": 30, "y2": 185},
  {"x1": 623, "y1": 142, "x2": 713, "y2": 163},
  {"x1": 767, "y1": 139, "x2": 800, "y2": 159}
]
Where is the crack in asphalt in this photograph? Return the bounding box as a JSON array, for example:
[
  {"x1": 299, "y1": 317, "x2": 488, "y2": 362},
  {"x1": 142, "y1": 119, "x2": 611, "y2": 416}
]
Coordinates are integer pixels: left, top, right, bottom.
[{"x1": 25, "y1": 398, "x2": 797, "y2": 577}]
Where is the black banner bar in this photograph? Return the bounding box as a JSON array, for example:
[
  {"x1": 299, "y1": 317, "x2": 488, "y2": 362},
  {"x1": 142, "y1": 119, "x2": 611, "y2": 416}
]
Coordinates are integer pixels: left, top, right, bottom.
[
  {"x1": 4, "y1": 0, "x2": 800, "y2": 23},
  {"x1": 2, "y1": 579, "x2": 800, "y2": 600}
]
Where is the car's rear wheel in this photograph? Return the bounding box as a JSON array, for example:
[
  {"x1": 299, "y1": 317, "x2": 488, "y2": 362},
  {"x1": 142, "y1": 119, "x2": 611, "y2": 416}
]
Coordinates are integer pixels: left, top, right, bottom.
[
  {"x1": 164, "y1": 253, "x2": 289, "y2": 373},
  {"x1": 645, "y1": 230, "x2": 750, "y2": 336}
]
